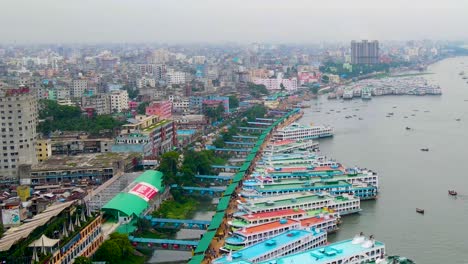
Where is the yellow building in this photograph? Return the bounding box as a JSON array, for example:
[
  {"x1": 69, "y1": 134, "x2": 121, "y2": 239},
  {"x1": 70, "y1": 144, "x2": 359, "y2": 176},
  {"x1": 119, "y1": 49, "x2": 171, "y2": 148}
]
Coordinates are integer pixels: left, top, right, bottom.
[{"x1": 36, "y1": 139, "x2": 52, "y2": 162}]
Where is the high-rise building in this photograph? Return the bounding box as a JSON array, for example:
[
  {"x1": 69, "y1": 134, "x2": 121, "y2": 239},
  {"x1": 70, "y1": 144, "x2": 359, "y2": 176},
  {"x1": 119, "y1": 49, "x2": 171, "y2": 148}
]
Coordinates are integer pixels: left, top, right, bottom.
[
  {"x1": 70, "y1": 79, "x2": 88, "y2": 97},
  {"x1": 110, "y1": 90, "x2": 129, "y2": 113},
  {"x1": 351, "y1": 40, "x2": 379, "y2": 64},
  {"x1": 0, "y1": 87, "x2": 38, "y2": 181}
]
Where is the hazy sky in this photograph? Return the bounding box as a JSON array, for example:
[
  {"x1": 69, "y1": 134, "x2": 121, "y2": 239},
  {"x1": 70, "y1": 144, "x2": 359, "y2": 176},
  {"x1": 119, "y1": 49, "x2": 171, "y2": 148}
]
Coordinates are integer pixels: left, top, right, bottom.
[{"x1": 1, "y1": 0, "x2": 467, "y2": 43}]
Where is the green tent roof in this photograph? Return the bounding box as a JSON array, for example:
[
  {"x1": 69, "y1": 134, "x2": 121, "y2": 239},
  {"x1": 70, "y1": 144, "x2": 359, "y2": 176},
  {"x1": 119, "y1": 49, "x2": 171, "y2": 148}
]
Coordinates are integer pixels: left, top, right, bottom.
[
  {"x1": 208, "y1": 212, "x2": 225, "y2": 231},
  {"x1": 224, "y1": 183, "x2": 238, "y2": 196},
  {"x1": 239, "y1": 163, "x2": 250, "y2": 172},
  {"x1": 102, "y1": 170, "x2": 165, "y2": 218},
  {"x1": 187, "y1": 255, "x2": 205, "y2": 264},
  {"x1": 217, "y1": 196, "x2": 231, "y2": 212},
  {"x1": 133, "y1": 170, "x2": 165, "y2": 193},
  {"x1": 102, "y1": 192, "x2": 149, "y2": 217},
  {"x1": 194, "y1": 230, "x2": 216, "y2": 254},
  {"x1": 232, "y1": 172, "x2": 244, "y2": 183}
]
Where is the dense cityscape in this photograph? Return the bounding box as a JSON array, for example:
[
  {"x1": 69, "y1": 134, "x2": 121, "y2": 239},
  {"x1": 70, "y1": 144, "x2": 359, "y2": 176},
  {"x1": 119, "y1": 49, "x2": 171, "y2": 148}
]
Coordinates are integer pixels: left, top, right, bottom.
[{"x1": 1, "y1": 1, "x2": 468, "y2": 263}]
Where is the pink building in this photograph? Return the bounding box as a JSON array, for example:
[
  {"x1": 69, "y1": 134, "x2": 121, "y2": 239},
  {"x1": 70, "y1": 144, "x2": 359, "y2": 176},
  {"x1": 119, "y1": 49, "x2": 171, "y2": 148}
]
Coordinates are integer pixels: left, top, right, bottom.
[
  {"x1": 298, "y1": 72, "x2": 320, "y2": 86},
  {"x1": 145, "y1": 100, "x2": 173, "y2": 119},
  {"x1": 128, "y1": 101, "x2": 139, "y2": 110},
  {"x1": 252, "y1": 77, "x2": 298, "y2": 91}
]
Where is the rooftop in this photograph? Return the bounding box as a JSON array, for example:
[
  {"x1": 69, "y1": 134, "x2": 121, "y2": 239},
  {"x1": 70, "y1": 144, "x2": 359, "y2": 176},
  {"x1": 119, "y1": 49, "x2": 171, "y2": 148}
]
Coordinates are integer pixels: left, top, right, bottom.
[
  {"x1": 142, "y1": 119, "x2": 172, "y2": 132},
  {"x1": 257, "y1": 238, "x2": 385, "y2": 264},
  {"x1": 31, "y1": 152, "x2": 139, "y2": 171},
  {"x1": 214, "y1": 230, "x2": 323, "y2": 263},
  {"x1": 255, "y1": 180, "x2": 351, "y2": 192}
]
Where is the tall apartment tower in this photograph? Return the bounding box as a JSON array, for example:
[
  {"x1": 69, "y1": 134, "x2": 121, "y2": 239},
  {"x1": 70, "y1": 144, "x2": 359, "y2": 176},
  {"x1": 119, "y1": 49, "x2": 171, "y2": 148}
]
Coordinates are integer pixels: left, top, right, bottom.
[
  {"x1": 0, "y1": 87, "x2": 38, "y2": 181},
  {"x1": 351, "y1": 40, "x2": 379, "y2": 64}
]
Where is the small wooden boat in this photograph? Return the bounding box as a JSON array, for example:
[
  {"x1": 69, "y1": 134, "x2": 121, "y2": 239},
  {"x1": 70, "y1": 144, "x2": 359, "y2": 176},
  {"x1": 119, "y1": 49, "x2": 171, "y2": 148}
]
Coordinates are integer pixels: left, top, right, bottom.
[
  {"x1": 456, "y1": 118, "x2": 461, "y2": 121},
  {"x1": 448, "y1": 190, "x2": 458, "y2": 196},
  {"x1": 406, "y1": 127, "x2": 411, "y2": 130},
  {"x1": 416, "y1": 208, "x2": 424, "y2": 214},
  {"x1": 420, "y1": 148, "x2": 429, "y2": 152}
]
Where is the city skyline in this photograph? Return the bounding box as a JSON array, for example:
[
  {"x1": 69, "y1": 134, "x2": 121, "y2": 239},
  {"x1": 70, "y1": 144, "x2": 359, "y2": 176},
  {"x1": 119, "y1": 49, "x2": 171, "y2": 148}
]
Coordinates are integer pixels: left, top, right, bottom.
[{"x1": 1, "y1": 0, "x2": 468, "y2": 44}]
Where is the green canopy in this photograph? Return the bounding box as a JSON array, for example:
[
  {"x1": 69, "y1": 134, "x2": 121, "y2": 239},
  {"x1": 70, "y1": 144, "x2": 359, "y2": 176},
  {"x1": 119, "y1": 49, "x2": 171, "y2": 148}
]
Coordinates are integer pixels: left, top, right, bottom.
[
  {"x1": 216, "y1": 196, "x2": 231, "y2": 212},
  {"x1": 224, "y1": 183, "x2": 238, "y2": 196},
  {"x1": 208, "y1": 212, "x2": 225, "y2": 231},
  {"x1": 232, "y1": 172, "x2": 244, "y2": 183},
  {"x1": 187, "y1": 255, "x2": 204, "y2": 264},
  {"x1": 102, "y1": 192, "x2": 148, "y2": 218},
  {"x1": 194, "y1": 231, "x2": 217, "y2": 254}
]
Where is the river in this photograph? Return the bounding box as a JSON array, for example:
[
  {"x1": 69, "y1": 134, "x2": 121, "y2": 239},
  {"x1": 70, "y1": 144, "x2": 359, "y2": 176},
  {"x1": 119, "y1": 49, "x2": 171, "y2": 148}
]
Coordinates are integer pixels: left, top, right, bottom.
[{"x1": 299, "y1": 57, "x2": 468, "y2": 264}]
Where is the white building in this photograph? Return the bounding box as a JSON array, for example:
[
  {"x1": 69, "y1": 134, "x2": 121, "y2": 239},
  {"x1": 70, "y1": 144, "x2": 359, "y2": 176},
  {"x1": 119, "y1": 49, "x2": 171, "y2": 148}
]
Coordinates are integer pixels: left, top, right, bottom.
[
  {"x1": 110, "y1": 90, "x2": 129, "y2": 113},
  {"x1": 166, "y1": 69, "x2": 186, "y2": 85},
  {"x1": 252, "y1": 76, "x2": 298, "y2": 91},
  {"x1": 0, "y1": 87, "x2": 38, "y2": 181},
  {"x1": 70, "y1": 79, "x2": 88, "y2": 98},
  {"x1": 136, "y1": 77, "x2": 156, "y2": 89}
]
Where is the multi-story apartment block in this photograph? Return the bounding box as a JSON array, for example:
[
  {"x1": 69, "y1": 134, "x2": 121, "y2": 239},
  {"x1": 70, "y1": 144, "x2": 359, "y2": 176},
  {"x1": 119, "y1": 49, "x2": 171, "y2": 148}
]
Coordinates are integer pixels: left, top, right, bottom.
[
  {"x1": 0, "y1": 87, "x2": 38, "y2": 181},
  {"x1": 70, "y1": 79, "x2": 88, "y2": 98},
  {"x1": 81, "y1": 94, "x2": 111, "y2": 115},
  {"x1": 252, "y1": 77, "x2": 298, "y2": 91},
  {"x1": 351, "y1": 40, "x2": 380, "y2": 64},
  {"x1": 110, "y1": 90, "x2": 128, "y2": 113},
  {"x1": 145, "y1": 100, "x2": 173, "y2": 119},
  {"x1": 36, "y1": 139, "x2": 52, "y2": 162},
  {"x1": 136, "y1": 77, "x2": 156, "y2": 89},
  {"x1": 166, "y1": 70, "x2": 186, "y2": 85},
  {"x1": 112, "y1": 115, "x2": 176, "y2": 159}
]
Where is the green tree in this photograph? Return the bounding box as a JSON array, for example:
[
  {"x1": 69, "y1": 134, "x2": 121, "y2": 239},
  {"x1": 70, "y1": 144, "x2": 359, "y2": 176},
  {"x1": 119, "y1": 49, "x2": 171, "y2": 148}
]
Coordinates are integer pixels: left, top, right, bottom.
[
  {"x1": 158, "y1": 151, "x2": 180, "y2": 185},
  {"x1": 122, "y1": 85, "x2": 139, "y2": 99},
  {"x1": 137, "y1": 102, "x2": 150, "y2": 115},
  {"x1": 94, "y1": 240, "x2": 122, "y2": 264},
  {"x1": 109, "y1": 233, "x2": 134, "y2": 256},
  {"x1": 280, "y1": 83, "x2": 286, "y2": 92},
  {"x1": 228, "y1": 95, "x2": 239, "y2": 109},
  {"x1": 74, "y1": 256, "x2": 92, "y2": 264}
]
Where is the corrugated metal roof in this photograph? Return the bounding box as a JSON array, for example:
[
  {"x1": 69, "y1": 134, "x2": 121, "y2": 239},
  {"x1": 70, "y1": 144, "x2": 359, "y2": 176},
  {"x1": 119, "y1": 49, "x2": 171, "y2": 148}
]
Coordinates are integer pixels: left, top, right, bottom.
[{"x1": 102, "y1": 192, "x2": 148, "y2": 217}]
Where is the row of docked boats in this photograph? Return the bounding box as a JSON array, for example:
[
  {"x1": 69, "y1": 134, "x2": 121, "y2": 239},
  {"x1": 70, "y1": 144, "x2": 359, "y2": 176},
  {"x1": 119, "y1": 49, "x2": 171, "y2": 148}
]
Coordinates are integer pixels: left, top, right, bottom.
[{"x1": 212, "y1": 125, "x2": 415, "y2": 263}]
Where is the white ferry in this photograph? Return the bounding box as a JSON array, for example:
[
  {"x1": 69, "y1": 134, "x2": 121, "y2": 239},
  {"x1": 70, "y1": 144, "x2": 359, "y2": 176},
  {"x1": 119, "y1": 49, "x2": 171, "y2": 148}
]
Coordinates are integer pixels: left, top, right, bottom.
[
  {"x1": 223, "y1": 214, "x2": 338, "y2": 252},
  {"x1": 251, "y1": 234, "x2": 387, "y2": 264},
  {"x1": 273, "y1": 123, "x2": 333, "y2": 141},
  {"x1": 343, "y1": 90, "x2": 354, "y2": 99},
  {"x1": 213, "y1": 229, "x2": 327, "y2": 264},
  {"x1": 236, "y1": 192, "x2": 361, "y2": 216}
]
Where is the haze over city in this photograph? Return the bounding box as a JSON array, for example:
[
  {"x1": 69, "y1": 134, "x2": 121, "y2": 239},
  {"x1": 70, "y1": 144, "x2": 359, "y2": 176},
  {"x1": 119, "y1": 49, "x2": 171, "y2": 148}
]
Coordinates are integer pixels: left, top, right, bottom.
[{"x1": 2, "y1": 0, "x2": 468, "y2": 43}]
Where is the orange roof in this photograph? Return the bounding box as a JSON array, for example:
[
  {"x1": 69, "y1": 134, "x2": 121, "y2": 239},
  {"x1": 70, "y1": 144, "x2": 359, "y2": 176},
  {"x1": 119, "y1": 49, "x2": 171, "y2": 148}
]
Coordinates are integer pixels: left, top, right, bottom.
[
  {"x1": 299, "y1": 216, "x2": 327, "y2": 227},
  {"x1": 242, "y1": 209, "x2": 306, "y2": 220},
  {"x1": 239, "y1": 219, "x2": 298, "y2": 235},
  {"x1": 272, "y1": 139, "x2": 295, "y2": 146}
]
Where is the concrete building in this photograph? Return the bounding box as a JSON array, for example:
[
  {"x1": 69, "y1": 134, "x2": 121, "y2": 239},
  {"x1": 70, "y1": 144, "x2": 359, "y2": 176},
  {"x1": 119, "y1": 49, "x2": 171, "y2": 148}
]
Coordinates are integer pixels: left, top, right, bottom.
[
  {"x1": 252, "y1": 77, "x2": 298, "y2": 91},
  {"x1": 50, "y1": 138, "x2": 113, "y2": 155},
  {"x1": 81, "y1": 94, "x2": 111, "y2": 115},
  {"x1": 136, "y1": 77, "x2": 156, "y2": 89},
  {"x1": 70, "y1": 79, "x2": 88, "y2": 98},
  {"x1": 21, "y1": 152, "x2": 138, "y2": 185},
  {"x1": 166, "y1": 70, "x2": 186, "y2": 85},
  {"x1": 145, "y1": 100, "x2": 173, "y2": 119},
  {"x1": 351, "y1": 40, "x2": 380, "y2": 64},
  {"x1": 0, "y1": 87, "x2": 38, "y2": 181},
  {"x1": 110, "y1": 90, "x2": 129, "y2": 113},
  {"x1": 36, "y1": 139, "x2": 52, "y2": 162},
  {"x1": 112, "y1": 115, "x2": 176, "y2": 159}
]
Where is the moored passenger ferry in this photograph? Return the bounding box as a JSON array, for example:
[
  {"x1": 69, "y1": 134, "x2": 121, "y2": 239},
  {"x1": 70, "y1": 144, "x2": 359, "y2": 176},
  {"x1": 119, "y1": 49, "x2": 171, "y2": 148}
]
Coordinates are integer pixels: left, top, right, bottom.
[
  {"x1": 273, "y1": 123, "x2": 333, "y2": 141},
  {"x1": 223, "y1": 214, "x2": 338, "y2": 252},
  {"x1": 213, "y1": 229, "x2": 327, "y2": 264}
]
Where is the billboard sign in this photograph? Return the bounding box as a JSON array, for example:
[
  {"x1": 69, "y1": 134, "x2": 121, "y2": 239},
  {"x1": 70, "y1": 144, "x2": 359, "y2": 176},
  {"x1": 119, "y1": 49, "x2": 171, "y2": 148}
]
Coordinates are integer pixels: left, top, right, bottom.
[{"x1": 128, "y1": 182, "x2": 158, "y2": 202}]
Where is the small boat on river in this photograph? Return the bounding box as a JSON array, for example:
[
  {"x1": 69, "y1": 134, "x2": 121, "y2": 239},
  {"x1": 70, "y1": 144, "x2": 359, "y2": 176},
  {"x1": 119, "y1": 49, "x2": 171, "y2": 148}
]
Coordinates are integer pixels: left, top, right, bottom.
[
  {"x1": 448, "y1": 190, "x2": 457, "y2": 196},
  {"x1": 416, "y1": 208, "x2": 425, "y2": 214},
  {"x1": 420, "y1": 148, "x2": 429, "y2": 152}
]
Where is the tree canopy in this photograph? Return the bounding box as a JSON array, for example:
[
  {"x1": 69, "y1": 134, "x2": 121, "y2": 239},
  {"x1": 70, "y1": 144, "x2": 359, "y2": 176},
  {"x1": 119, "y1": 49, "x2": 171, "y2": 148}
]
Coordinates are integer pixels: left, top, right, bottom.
[
  {"x1": 37, "y1": 100, "x2": 124, "y2": 135},
  {"x1": 247, "y1": 82, "x2": 269, "y2": 98},
  {"x1": 94, "y1": 234, "x2": 134, "y2": 264},
  {"x1": 137, "y1": 101, "x2": 150, "y2": 115},
  {"x1": 74, "y1": 256, "x2": 92, "y2": 264},
  {"x1": 228, "y1": 95, "x2": 239, "y2": 109}
]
